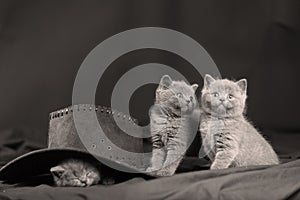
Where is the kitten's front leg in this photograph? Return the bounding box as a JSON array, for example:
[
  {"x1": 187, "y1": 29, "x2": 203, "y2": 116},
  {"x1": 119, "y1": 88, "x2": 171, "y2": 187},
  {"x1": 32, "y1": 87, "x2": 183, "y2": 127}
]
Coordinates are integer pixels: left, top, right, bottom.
[
  {"x1": 147, "y1": 147, "x2": 166, "y2": 172},
  {"x1": 210, "y1": 149, "x2": 237, "y2": 169},
  {"x1": 157, "y1": 141, "x2": 186, "y2": 176},
  {"x1": 158, "y1": 153, "x2": 183, "y2": 176}
]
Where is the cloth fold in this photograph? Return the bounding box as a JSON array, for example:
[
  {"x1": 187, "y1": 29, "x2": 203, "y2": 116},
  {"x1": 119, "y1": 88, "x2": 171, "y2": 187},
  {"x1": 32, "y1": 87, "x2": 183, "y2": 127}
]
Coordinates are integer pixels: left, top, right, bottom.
[
  {"x1": 0, "y1": 159, "x2": 300, "y2": 200},
  {"x1": 0, "y1": 128, "x2": 44, "y2": 167}
]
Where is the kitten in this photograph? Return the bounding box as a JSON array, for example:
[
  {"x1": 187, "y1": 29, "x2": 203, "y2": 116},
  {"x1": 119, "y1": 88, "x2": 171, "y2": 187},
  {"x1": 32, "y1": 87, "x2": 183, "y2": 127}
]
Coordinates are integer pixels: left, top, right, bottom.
[
  {"x1": 199, "y1": 74, "x2": 279, "y2": 169},
  {"x1": 50, "y1": 159, "x2": 115, "y2": 187},
  {"x1": 147, "y1": 75, "x2": 199, "y2": 176}
]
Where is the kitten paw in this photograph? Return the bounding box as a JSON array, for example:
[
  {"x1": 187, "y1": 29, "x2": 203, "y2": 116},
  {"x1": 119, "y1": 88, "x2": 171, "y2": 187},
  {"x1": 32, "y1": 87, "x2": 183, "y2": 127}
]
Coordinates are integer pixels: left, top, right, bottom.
[
  {"x1": 145, "y1": 167, "x2": 160, "y2": 177},
  {"x1": 146, "y1": 167, "x2": 157, "y2": 172},
  {"x1": 101, "y1": 177, "x2": 115, "y2": 185},
  {"x1": 210, "y1": 163, "x2": 227, "y2": 170},
  {"x1": 155, "y1": 170, "x2": 174, "y2": 177}
]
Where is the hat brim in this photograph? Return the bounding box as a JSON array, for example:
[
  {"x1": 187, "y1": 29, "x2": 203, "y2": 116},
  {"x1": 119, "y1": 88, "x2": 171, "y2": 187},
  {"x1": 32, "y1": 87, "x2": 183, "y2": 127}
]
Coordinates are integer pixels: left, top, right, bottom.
[{"x1": 0, "y1": 148, "x2": 147, "y2": 184}]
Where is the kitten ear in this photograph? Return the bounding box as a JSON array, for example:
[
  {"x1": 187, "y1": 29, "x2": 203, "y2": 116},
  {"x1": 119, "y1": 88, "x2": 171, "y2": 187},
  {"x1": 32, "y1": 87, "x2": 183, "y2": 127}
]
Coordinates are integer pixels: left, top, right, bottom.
[
  {"x1": 236, "y1": 79, "x2": 247, "y2": 93},
  {"x1": 204, "y1": 74, "x2": 215, "y2": 88},
  {"x1": 191, "y1": 84, "x2": 198, "y2": 91},
  {"x1": 50, "y1": 166, "x2": 65, "y2": 178},
  {"x1": 159, "y1": 75, "x2": 172, "y2": 89}
]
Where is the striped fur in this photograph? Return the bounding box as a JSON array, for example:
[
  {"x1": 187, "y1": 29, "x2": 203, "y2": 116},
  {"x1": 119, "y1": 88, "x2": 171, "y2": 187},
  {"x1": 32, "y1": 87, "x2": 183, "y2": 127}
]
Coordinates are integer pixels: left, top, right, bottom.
[{"x1": 147, "y1": 75, "x2": 198, "y2": 176}]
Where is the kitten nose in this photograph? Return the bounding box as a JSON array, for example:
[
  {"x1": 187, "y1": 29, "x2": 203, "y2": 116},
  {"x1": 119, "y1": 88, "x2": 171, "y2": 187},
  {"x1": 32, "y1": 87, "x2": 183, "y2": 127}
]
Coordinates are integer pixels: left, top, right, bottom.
[
  {"x1": 219, "y1": 98, "x2": 225, "y2": 102},
  {"x1": 81, "y1": 180, "x2": 87, "y2": 186},
  {"x1": 186, "y1": 100, "x2": 190, "y2": 104},
  {"x1": 80, "y1": 179, "x2": 87, "y2": 184}
]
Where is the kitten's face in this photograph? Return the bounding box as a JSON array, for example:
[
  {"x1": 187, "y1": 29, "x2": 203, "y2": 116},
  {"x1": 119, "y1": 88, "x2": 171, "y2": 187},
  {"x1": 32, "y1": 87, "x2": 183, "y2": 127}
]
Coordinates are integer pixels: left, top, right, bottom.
[
  {"x1": 201, "y1": 74, "x2": 247, "y2": 117},
  {"x1": 50, "y1": 159, "x2": 100, "y2": 187},
  {"x1": 155, "y1": 75, "x2": 198, "y2": 114}
]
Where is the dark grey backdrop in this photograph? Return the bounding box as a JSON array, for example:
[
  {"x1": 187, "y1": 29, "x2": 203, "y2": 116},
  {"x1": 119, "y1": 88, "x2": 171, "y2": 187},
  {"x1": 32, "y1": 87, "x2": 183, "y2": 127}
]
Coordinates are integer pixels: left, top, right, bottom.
[{"x1": 0, "y1": 0, "x2": 299, "y2": 148}]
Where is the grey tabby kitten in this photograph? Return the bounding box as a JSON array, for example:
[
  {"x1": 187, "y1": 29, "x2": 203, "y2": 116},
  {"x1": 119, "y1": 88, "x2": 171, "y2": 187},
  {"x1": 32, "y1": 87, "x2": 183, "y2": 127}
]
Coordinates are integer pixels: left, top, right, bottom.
[
  {"x1": 147, "y1": 75, "x2": 199, "y2": 176},
  {"x1": 199, "y1": 74, "x2": 279, "y2": 169},
  {"x1": 50, "y1": 159, "x2": 115, "y2": 187}
]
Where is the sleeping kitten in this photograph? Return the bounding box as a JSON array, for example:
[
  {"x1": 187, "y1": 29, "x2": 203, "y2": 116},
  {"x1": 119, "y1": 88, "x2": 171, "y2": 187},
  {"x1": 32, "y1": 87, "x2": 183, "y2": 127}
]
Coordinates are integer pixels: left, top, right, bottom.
[
  {"x1": 50, "y1": 159, "x2": 115, "y2": 187},
  {"x1": 147, "y1": 75, "x2": 199, "y2": 176},
  {"x1": 199, "y1": 74, "x2": 279, "y2": 169}
]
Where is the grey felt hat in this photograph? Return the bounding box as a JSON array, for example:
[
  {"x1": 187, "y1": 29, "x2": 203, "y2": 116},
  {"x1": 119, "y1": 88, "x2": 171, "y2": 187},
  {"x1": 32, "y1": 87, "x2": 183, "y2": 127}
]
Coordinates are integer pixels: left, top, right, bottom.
[{"x1": 0, "y1": 104, "x2": 150, "y2": 183}]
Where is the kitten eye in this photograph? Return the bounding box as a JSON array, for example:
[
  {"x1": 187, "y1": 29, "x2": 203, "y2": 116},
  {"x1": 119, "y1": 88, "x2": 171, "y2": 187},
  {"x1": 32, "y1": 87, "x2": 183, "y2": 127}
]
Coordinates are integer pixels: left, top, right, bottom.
[
  {"x1": 177, "y1": 93, "x2": 183, "y2": 98},
  {"x1": 212, "y1": 92, "x2": 219, "y2": 97},
  {"x1": 190, "y1": 96, "x2": 193, "y2": 101},
  {"x1": 74, "y1": 172, "x2": 80, "y2": 177},
  {"x1": 228, "y1": 94, "x2": 234, "y2": 100},
  {"x1": 86, "y1": 172, "x2": 92, "y2": 176}
]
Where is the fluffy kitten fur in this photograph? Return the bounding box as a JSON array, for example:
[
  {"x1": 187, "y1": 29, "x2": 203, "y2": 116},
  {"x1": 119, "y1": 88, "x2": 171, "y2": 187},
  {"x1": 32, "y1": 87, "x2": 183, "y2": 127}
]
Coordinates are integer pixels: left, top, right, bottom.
[
  {"x1": 199, "y1": 74, "x2": 279, "y2": 169},
  {"x1": 147, "y1": 75, "x2": 199, "y2": 176},
  {"x1": 50, "y1": 159, "x2": 114, "y2": 187}
]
